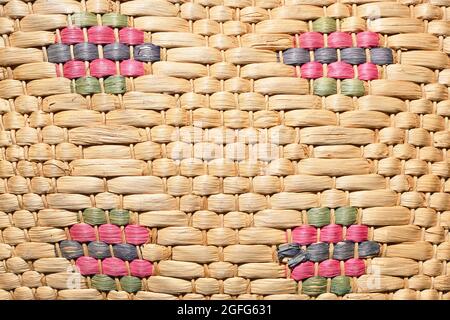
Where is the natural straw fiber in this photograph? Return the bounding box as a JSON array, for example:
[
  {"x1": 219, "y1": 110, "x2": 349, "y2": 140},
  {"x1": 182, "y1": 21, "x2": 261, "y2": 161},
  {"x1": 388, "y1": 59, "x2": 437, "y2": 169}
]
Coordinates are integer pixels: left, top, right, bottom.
[{"x1": 0, "y1": 0, "x2": 450, "y2": 301}]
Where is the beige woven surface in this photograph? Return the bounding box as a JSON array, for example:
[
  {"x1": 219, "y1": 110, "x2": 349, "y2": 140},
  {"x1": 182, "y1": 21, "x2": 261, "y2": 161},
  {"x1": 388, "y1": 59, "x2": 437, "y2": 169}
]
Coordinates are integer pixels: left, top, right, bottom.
[{"x1": 0, "y1": 0, "x2": 450, "y2": 300}]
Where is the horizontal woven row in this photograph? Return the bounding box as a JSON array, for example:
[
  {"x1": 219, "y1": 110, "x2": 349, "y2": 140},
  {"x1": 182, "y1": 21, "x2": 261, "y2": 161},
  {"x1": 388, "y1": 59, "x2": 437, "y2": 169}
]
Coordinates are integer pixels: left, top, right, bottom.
[
  {"x1": 3, "y1": 90, "x2": 450, "y2": 114},
  {"x1": 0, "y1": 13, "x2": 402, "y2": 34},
  {"x1": 3, "y1": 5, "x2": 450, "y2": 34},
  {"x1": 3, "y1": 77, "x2": 448, "y2": 99},
  {"x1": 1, "y1": 1, "x2": 448, "y2": 20},
  {"x1": 1, "y1": 211, "x2": 449, "y2": 244},
  {"x1": 2, "y1": 157, "x2": 450, "y2": 180},
  {"x1": 0, "y1": 158, "x2": 450, "y2": 182},
  {"x1": 60, "y1": 61, "x2": 145, "y2": 79},
  {"x1": 2, "y1": 141, "x2": 450, "y2": 164},
  {"x1": 280, "y1": 241, "x2": 379, "y2": 263},
  {"x1": 58, "y1": 27, "x2": 146, "y2": 45},
  {"x1": 2, "y1": 241, "x2": 449, "y2": 270},
  {"x1": 4, "y1": 32, "x2": 450, "y2": 56},
  {"x1": 6, "y1": 46, "x2": 440, "y2": 68},
  {"x1": 74, "y1": 257, "x2": 153, "y2": 278},
  {"x1": 1, "y1": 280, "x2": 450, "y2": 300},
  {"x1": 0, "y1": 185, "x2": 450, "y2": 208},
  {"x1": 1, "y1": 205, "x2": 449, "y2": 228},
  {"x1": 50, "y1": 41, "x2": 159, "y2": 63},
  {"x1": 2, "y1": 268, "x2": 448, "y2": 296}
]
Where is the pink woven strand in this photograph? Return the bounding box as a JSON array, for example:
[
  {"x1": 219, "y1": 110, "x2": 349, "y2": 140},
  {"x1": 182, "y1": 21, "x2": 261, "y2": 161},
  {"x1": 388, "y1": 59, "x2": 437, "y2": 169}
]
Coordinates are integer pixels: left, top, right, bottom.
[
  {"x1": 318, "y1": 259, "x2": 341, "y2": 278},
  {"x1": 301, "y1": 62, "x2": 323, "y2": 79},
  {"x1": 130, "y1": 259, "x2": 153, "y2": 278},
  {"x1": 120, "y1": 60, "x2": 145, "y2": 77},
  {"x1": 102, "y1": 257, "x2": 128, "y2": 277},
  {"x1": 76, "y1": 256, "x2": 99, "y2": 275},
  {"x1": 292, "y1": 225, "x2": 317, "y2": 245},
  {"x1": 327, "y1": 32, "x2": 352, "y2": 48},
  {"x1": 327, "y1": 61, "x2": 354, "y2": 79},
  {"x1": 299, "y1": 32, "x2": 324, "y2": 49},
  {"x1": 357, "y1": 31, "x2": 380, "y2": 48},
  {"x1": 119, "y1": 27, "x2": 145, "y2": 45},
  {"x1": 55, "y1": 65, "x2": 62, "y2": 77},
  {"x1": 60, "y1": 27, "x2": 84, "y2": 44},
  {"x1": 291, "y1": 261, "x2": 315, "y2": 281},
  {"x1": 320, "y1": 224, "x2": 343, "y2": 243},
  {"x1": 124, "y1": 225, "x2": 149, "y2": 245},
  {"x1": 98, "y1": 224, "x2": 122, "y2": 244},
  {"x1": 346, "y1": 225, "x2": 368, "y2": 242},
  {"x1": 90, "y1": 58, "x2": 116, "y2": 78},
  {"x1": 63, "y1": 60, "x2": 86, "y2": 79},
  {"x1": 70, "y1": 223, "x2": 96, "y2": 242},
  {"x1": 88, "y1": 26, "x2": 115, "y2": 44},
  {"x1": 358, "y1": 63, "x2": 378, "y2": 80},
  {"x1": 345, "y1": 258, "x2": 366, "y2": 277}
]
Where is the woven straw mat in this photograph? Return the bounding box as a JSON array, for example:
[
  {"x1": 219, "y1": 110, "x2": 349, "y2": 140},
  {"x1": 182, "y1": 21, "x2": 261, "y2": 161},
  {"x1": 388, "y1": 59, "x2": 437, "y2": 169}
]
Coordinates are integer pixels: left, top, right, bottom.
[{"x1": 0, "y1": 0, "x2": 450, "y2": 300}]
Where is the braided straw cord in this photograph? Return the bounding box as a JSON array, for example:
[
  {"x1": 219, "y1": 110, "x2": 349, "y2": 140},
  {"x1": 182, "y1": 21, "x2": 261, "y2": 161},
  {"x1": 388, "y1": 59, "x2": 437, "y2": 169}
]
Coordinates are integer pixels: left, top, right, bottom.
[{"x1": 0, "y1": 0, "x2": 450, "y2": 300}]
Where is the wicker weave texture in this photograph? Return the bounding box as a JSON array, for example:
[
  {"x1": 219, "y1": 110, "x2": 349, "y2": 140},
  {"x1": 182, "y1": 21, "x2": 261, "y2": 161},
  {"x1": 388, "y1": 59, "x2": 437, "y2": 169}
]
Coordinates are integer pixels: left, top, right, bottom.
[{"x1": 0, "y1": 0, "x2": 450, "y2": 300}]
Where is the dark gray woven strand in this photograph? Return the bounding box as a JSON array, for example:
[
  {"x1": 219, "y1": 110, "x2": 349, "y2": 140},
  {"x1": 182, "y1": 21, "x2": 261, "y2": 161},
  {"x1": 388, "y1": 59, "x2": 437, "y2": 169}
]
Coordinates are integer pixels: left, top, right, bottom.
[
  {"x1": 74, "y1": 43, "x2": 99, "y2": 61},
  {"x1": 370, "y1": 48, "x2": 393, "y2": 65},
  {"x1": 278, "y1": 243, "x2": 301, "y2": 260},
  {"x1": 104, "y1": 43, "x2": 131, "y2": 61},
  {"x1": 307, "y1": 242, "x2": 329, "y2": 262},
  {"x1": 287, "y1": 250, "x2": 309, "y2": 268},
  {"x1": 314, "y1": 48, "x2": 337, "y2": 64},
  {"x1": 60, "y1": 240, "x2": 84, "y2": 259},
  {"x1": 340, "y1": 48, "x2": 366, "y2": 65},
  {"x1": 134, "y1": 43, "x2": 160, "y2": 62},
  {"x1": 88, "y1": 241, "x2": 111, "y2": 259},
  {"x1": 113, "y1": 244, "x2": 138, "y2": 261},
  {"x1": 282, "y1": 48, "x2": 310, "y2": 66},
  {"x1": 47, "y1": 44, "x2": 71, "y2": 63},
  {"x1": 333, "y1": 241, "x2": 355, "y2": 260},
  {"x1": 358, "y1": 241, "x2": 380, "y2": 257}
]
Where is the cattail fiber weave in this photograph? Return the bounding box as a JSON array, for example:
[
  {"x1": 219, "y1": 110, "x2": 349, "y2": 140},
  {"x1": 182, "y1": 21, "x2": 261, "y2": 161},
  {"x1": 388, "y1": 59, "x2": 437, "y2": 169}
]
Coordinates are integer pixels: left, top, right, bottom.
[{"x1": 0, "y1": 0, "x2": 449, "y2": 301}]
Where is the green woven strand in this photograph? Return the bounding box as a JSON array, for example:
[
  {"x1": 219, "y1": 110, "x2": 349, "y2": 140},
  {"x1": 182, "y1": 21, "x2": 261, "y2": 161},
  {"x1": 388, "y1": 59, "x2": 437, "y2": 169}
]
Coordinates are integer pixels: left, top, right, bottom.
[
  {"x1": 331, "y1": 276, "x2": 352, "y2": 296},
  {"x1": 314, "y1": 77, "x2": 337, "y2": 96},
  {"x1": 312, "y1": 17, "x2": 337, "y2": 34},
  {"x1": 307, "y1": 207, "x2": 330, "y2": 227},
  {"x1": 120, "y1": 276, "x2": 142, "y2": 293},
  {"x1": 102, "y1": 13, "x2": 128, "y2": 28},
  {"x1": 83, "y1": 208, "x2": 106, "y2": 225},
  {"x1": 302, "y1": 276, "x2": 327, "y2": 296},
  {"x1": 110, "y1": 209, "x2": 130, "y2": 226},
  {"x1": 75, "y1": 77, "x2": 101, "y2": 95},
  {"x1": 91, "y1": 275, "x2": 116, "y2": 291},
  {"x1": 335, "y1": 207, "x2": 357, "y2": 226},
  {"x1": 104, "y1": 76, "x2": 126, "y2": 94},
  {"x1": 341, "y1": 79, "x2": 365, "y2": 97},
  {"x1": 71, "y1": 12, "x2": 97, "y2": 27}
]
